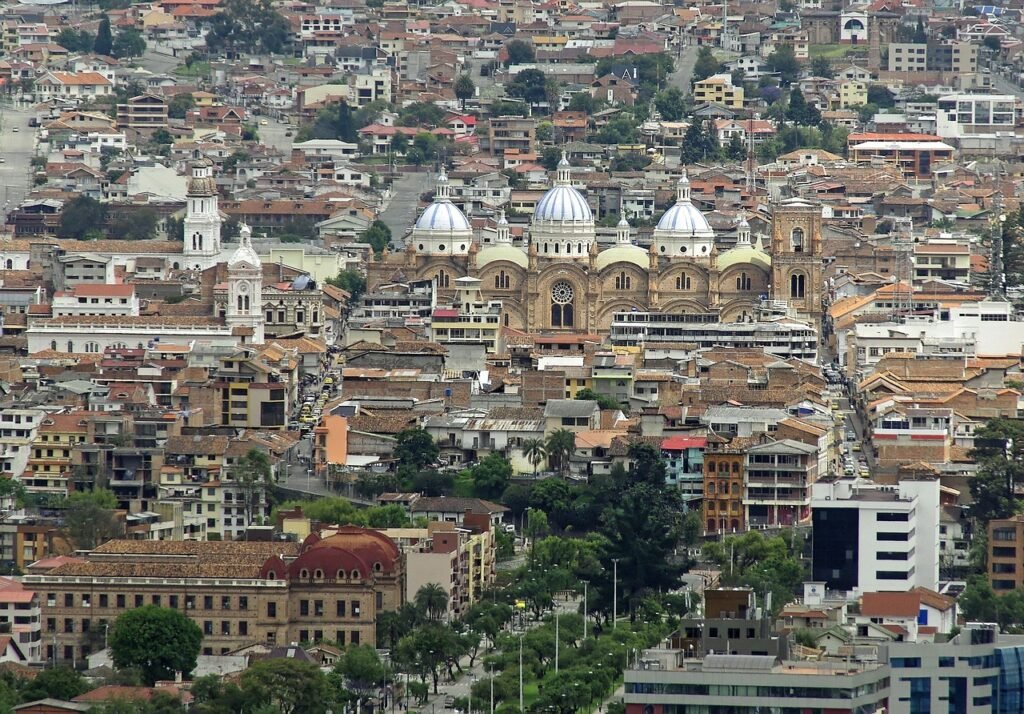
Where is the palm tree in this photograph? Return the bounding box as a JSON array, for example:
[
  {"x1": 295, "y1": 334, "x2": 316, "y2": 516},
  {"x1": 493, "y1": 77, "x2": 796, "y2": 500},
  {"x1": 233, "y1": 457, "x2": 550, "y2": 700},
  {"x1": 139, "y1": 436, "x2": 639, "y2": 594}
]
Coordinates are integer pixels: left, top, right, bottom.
[
  {"x1": 414, "y1": 583, "x2": 449, "y2": 621},
  {"x1": 545, "y1": 429, "x2": 576, "y2": 477},
  {"x1": 522, "y1": 438, "x2": 547, "y2": 476}
]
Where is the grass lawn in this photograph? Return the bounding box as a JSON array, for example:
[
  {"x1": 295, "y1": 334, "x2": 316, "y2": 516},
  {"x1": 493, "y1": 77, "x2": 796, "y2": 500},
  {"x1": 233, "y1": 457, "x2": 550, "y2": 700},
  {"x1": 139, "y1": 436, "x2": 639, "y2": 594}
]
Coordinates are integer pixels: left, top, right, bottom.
[
  {"x1": 173, "y1": 61, "x2": 211, "y2": 77},
  {"x1": 523, "y1": 681, "x2": 541, "y2": 707},
  {"x1": 809, "y1": 44, "x2": 868, "y2": 60}
]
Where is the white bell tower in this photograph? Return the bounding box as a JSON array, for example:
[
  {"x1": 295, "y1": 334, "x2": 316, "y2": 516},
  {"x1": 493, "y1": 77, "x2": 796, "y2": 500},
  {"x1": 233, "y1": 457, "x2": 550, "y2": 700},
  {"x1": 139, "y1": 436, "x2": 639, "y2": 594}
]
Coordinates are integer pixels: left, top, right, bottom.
[
  {"x1": 183, "y1": 159, "x2": 221, "y2": 270},
  {"x1": 226, "y1": 223, "x2": 264, "y2": 344}
]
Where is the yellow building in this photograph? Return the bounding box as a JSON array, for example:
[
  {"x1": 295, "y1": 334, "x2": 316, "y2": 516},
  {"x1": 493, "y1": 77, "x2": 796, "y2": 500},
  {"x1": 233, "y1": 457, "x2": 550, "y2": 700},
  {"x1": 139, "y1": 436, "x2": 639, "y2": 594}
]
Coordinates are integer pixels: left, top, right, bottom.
[
  {"x1": 839, "y1": 81, "x2": 867, "y2": 109},
  {"x1": 23, "y1": 412, "x2": 93, "y2": 496},
  {"x1": 694, "y1": 74, "x2": 744, "y2": 109}
]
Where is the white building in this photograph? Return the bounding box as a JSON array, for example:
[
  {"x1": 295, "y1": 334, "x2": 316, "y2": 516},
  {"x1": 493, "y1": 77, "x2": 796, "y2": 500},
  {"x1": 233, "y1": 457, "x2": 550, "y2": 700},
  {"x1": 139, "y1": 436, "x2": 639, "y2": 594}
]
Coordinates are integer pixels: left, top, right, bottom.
[
  {"x1": 225, "y1": 224, "x2": 265, "y2": 345},
  {"x1": 811, "y1": 477, "x2": 940, "y2": 595},
  {"x1": 936, "y1": 94, "x2": 1017, "y2": 139},
  {"x1": 0, "y1": 409, "x2": 45, "y2": 479},
  {"x1": 51, "y1": 284, "x2": 140, "y2": 317},
  {"x1": 182, "y1": 159, "x2": 222, "y2": 271}
]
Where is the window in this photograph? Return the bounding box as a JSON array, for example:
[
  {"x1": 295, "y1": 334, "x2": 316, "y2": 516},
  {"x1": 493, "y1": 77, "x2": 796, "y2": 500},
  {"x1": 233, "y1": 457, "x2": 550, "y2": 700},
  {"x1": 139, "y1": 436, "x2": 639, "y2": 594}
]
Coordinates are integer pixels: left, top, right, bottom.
[
  {"x1": 675, "y1": 274, "x2": 691, "y2": 290},
  {"x1": 204, "y1": 596, "x2": 213, "y2": 610},
  {"x1": 337, "y1": 600, "x2": 346, "y2": 617},
  {"x1": 791, "y1": 227, "x2": 805, "y2": 252},
  {"x1": 336, "y1": 631, "x2": 346, "y2": 645},
  {"x1": 222, "y1": 596, "x2": 231, "y2": 610},
  {"x1": 239, "y1": 621, "x2": 248, "y2": 636},
  {"x1": 300, "y1": 600, "x2": 309, "y2": 616},
  {"x1": 99, "y1": 594, "x2": 108, "y2": 608},
  {"x1": 64, "y1": 594, "x2": 73, "y2": 607},
  {"x1": 789, "y1": 273, "x2": 805, "y2": 299},
  {"x1": 550, "y1": 281, "x2": 574, "y2": 327},
  {"x1": 436, "y1": 270, "x2": 450, "y2": 289},
  {"x1": 203, "y1": 621, "x2": 213, "y2": 635},
  {"x1": 351, "y1": 631, "x2": 360, "y2": 644},
  {"x1": 116, "y1": 594, "x2": 125, "y2": 608},
  {"x1": 169, "y1": 595, "x2": 178, "y2": 609},
  {"x1": 152, "y1": 595, "x2": 161, "y2": 606},
  {"x1": 135, "y1": 595, "x2": 143, "y2": 608},
  {"x1": 495, "y1": 271, "x2": 510, "y2": 290},
  {"x1": 267, "y1": 602, "x2": 277, "y2": 617},
  {"x1": 239, "y1": 596, "x2": 248, "y2": 610},
  {"x1": 736, "y1": 272, "x2": 751, "y2": 291},
  {"x1": 614, "y1": 272, "x2": 631, "y2": 290},
  {"x1": 315, "y1": 600, "x2": 324, "y2": 617},
  {"x1": 352, "y1": 600, "x2": 361, "y2": 617}
]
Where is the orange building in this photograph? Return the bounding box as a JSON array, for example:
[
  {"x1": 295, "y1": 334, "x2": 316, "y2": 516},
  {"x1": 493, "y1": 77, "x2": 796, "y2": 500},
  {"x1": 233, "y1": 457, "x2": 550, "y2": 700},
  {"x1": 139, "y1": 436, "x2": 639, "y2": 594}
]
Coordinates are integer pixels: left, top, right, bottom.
[{"x1": 702, "y1": 434, "x2": 749, "y2": 534}]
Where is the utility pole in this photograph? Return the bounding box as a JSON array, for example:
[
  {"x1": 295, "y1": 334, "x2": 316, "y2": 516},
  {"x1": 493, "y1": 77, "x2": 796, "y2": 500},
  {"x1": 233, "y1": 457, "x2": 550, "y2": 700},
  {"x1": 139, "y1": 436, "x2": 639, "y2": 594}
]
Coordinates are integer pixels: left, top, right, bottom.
[
  {"x1": 612, "y1": 558, "x2": 619, "y2": 630},
  {"x1": 555, "y1": 609, "x2": 559, "y2": 673},
  {"x1": 518, "y1": 635, "x2": 524, "y2": 712},
  {"x1": 582, "y1": 580, "x2": 588, "y2": 640}
]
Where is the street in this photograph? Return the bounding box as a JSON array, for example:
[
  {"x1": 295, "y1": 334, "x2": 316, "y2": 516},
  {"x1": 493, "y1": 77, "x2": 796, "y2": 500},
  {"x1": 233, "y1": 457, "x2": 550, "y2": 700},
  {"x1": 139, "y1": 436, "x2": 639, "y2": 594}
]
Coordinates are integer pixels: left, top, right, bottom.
[
  {"x1": 378, "y1": 171, "x2": 433, "y2": 249},
  {"x1": 0, "y1": 106, "x2": 34, "y2": 214},
  {"x1": 668, "y1": 44, "x2": 701, "y2": 96}
]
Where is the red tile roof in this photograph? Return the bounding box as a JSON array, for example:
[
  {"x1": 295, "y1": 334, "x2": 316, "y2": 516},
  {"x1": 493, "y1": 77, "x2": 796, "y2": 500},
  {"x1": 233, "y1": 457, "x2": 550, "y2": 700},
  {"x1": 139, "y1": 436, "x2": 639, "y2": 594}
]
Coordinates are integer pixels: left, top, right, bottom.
[{"x1": 861, "y1": 591, "x2": 920, "y2": 618}]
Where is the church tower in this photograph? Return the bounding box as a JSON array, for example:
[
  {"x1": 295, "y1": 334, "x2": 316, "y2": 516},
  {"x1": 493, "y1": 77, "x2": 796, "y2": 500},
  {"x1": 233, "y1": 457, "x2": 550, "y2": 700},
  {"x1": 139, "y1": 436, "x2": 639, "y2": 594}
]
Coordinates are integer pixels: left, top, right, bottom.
[
  {"x1": 183, "y1": 159, "x2": 221, "y2": 270},
  {"x1": 770, "y1": 203, "x2": 824, "y2": 331},
  {"x1": 226, "y1": 223, "x2": 264, "y2": 344}
]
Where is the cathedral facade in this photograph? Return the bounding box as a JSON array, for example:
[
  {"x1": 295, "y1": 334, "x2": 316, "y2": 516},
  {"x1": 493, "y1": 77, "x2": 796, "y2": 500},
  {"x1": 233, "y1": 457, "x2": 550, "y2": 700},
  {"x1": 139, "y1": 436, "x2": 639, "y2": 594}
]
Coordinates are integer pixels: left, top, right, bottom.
[{"x1": 369, "y1": 156, "x2": 823, "y2": 334}]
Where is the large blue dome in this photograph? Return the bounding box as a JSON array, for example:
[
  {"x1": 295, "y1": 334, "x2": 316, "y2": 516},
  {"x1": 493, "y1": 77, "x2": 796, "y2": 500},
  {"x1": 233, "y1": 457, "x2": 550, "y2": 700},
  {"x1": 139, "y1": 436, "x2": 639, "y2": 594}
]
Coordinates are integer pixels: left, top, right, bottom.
[
  {"x1": 534, "y1": 184, "x2": 593, "y2": 222},
  {"x1": 656, "y1": 202, "x2": 714, "y2": 237}
]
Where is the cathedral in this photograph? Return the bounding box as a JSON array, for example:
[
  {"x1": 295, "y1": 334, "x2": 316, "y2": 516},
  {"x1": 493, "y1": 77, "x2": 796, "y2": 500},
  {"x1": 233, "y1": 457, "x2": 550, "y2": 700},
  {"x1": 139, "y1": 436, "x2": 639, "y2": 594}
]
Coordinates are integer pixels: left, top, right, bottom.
[{"x1": 368, "y1": 155, "x2": 824, "y2": 334}]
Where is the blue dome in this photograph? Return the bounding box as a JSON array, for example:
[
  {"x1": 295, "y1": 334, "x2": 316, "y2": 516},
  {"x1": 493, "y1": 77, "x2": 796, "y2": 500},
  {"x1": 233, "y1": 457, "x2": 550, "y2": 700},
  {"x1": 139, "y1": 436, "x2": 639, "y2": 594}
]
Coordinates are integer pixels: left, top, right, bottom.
[
  {"x1": 534, "y1": 185, "x2": 593, "y2": 223},
  {"x1": 656, "y1": 202, "x2": 714, "y2": 237},
  {"x1": 415, "y1": 201, "x2": 471, "y2": 231}
]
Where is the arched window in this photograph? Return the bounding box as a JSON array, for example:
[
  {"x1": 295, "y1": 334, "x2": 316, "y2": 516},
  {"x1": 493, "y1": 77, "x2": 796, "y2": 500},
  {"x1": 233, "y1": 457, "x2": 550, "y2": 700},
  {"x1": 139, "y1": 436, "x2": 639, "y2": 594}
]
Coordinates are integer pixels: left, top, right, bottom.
[
  {"x1": 790, "y1": 273, "x2": 806, "y2": 298},
  {"x1": 736, "y1": 272, "x2": 751, "y2": 291},
  {"x1": 50, "y1": 340, "x2": 57, "y2": 351},
  {"x1": 436, "y1": 270, "x2": 450, "y2": 288},
  {"x1": 244, "y1": 295, "x2": 250, "y2": 311},
  {"x1": 351, "y1": 570, "x2": 360, "y2": 579},
  {"x1": 614, "y1": 272, "x2": 631, "y2": 290},
  {"x1": 314, "y1": 569, "x2": 323, "y2": 579},
  {"x1": 550, "y1": 281, "x2": 574, "y2": 328},
  {"x1": 495, "y1": 271, "x2": 510, "y2": 290},
  {"x1": 708, "y1": 462, "x2": 716, "y2": 473},
  {"x1": 791, "y1": 228, "x2": 805, "y2": 253},
  {"x1": 67, "y1": 341, "x2": 73, "y2": 353},
  {"x1": 675, "y1": 275, "x2": 691, "y2": 290},
  {"x1": 237, "y1": 295, "x2": 243, "y2": 311},
  {"x1": 4, "y1": 259, "x2": 11, "y2": 269},
  {"x1": 300, "y1": 569, "x2": 309, "y2": 579}
]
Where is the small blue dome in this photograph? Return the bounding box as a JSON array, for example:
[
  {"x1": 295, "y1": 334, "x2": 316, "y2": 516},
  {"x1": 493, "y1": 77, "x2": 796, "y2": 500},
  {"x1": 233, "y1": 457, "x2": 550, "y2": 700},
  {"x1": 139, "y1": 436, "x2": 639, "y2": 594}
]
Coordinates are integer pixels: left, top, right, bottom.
[
  {"x1": 533, "y1": 185, "x2": 593, "y2": 223},
  {"x1": 415, "y1": 201, "x2": 471, "y2": 232}
]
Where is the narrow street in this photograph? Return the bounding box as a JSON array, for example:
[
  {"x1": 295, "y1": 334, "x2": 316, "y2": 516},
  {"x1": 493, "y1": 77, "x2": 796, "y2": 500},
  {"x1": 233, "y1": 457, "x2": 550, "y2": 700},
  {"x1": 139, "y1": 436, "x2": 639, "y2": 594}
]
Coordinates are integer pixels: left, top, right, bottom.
[
  {"x1": 378, "y1": 171, "x2": 433, "y2": 249},
  {"x1": 668, "y1": 44, "x2": 700, "y2": 96}
]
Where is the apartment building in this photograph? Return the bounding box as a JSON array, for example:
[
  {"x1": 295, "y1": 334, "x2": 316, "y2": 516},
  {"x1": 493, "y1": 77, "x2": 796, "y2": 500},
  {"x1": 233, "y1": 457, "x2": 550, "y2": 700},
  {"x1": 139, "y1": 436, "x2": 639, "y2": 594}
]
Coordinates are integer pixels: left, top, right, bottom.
[
  {"x1": 661, "y1": 435, "x2": 705, "y2": 508},
  {"x1": 988, "y1": 514, "x2": 1024, "y2": 592},
  {"x1": 428, "y1": 278, "x2": 503, "y2": 354},
  {"x1": 51, "y1": 284, "x2": 140, "y2": 317},
  {"x1": 693, "y1": 74, "x2": 744, "y2": 109},
  {"x1": 703, "y1": 434, "x2": 750, "y2": 534},
  {"x1": 27, "y1": 531, "x2": 405, "y2": 664},
  {"x1": 485, "y1": 116, "x2": 536, "y2": 156},
  {"x1": 0, "y1": 577, "x2": 41, "y2": 662},
  {"x1": 913, "y1": 239, "x2": 971, "y2": 284},
  {"x1": 115, "y1": 94, "x2": 169, "y2": 130},
  {"x1": 744, "y1": 439, "x2": 818, "y2": 529},
  {"x1": 0, "y1": 408, "x2": 46, "y2": 479},
  {"x1": 888, "y1": 41, "x2": 977, "y2": 74},
  {"x1": 22, "y1": 411, "x2": 96, "y2": 496},
  {"x1": 811, "y1": 477, "x2": 941, "y2": 594}
]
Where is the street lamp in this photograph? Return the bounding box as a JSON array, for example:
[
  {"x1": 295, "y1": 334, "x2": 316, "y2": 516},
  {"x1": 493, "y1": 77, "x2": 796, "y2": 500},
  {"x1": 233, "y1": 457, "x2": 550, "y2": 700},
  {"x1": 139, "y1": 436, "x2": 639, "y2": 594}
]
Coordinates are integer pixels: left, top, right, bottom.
[{"x1": 611, "y1": 558, "x2": 619, "y2": 630}]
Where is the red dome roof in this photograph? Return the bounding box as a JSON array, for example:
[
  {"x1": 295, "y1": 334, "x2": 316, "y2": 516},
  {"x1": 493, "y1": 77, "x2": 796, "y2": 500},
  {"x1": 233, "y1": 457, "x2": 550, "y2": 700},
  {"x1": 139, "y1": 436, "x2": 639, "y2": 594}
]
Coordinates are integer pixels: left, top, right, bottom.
[{"x1": 261, "y1": 527, "x2": 400, "y2": 581}]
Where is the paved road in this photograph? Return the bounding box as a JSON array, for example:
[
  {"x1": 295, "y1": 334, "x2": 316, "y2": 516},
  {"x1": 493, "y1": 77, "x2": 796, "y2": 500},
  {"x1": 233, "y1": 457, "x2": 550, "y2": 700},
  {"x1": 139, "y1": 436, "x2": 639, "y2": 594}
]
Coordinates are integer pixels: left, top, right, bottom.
[
  {"x1": 139, "y1": 44, "x2": 189, "y2": 76},
  {"x1": 379, "y1": 171, "x2": 433, "y2": 249},
  {"x1": 0, "y1": 106, "x2": 35, "y2": 215},
  {"x1": 668, "y1": 44, "x2": 701, "y2": 97},
  {"x1": 258, "y1": 120, "x2": 295, "y2": 154}
]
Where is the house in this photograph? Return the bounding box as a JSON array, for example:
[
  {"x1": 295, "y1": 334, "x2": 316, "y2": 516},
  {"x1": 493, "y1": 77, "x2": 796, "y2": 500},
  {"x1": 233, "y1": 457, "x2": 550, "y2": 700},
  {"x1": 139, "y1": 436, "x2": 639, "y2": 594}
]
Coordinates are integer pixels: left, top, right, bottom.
[
  {"x1": 35, "y1": 71, "x2": 113, "y2": 103},
  {"x1": 543, "y1": 399, "x2": 600, "y2": 433}
]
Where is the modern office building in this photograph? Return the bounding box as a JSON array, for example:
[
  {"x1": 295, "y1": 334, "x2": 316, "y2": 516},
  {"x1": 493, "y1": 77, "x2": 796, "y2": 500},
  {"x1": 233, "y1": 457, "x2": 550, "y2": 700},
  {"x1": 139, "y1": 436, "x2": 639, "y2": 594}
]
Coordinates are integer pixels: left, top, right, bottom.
[
  {"x1": 811, "y1": 477, "x2": 941, "y2": 594},
  {"x1": 624, "y1": 651, "x2": 890, "y2": 714},
  {"x1": 988, "y1": 514, "x2": 1024, "y2": 592},
  {"x1": 609, "y1": 312, "x2": 818, "y2": 361},
  {"x1": 886, "y1": 623, "x2": 1024, "y2": 714}
]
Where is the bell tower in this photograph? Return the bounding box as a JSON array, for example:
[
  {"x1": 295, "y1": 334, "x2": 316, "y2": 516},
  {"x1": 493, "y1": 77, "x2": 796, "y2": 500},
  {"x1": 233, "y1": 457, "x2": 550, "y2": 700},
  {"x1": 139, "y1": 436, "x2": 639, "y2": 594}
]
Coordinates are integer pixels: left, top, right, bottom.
[
  {"x1": 770, "y1": 203, "x2": 823, "y2": 331},
  {"x1": 183, "y1": 159, "x2": 221, "y2": 270},
  {"x1": 226, "y1": 224, "x2": 264, "y2": 344}
]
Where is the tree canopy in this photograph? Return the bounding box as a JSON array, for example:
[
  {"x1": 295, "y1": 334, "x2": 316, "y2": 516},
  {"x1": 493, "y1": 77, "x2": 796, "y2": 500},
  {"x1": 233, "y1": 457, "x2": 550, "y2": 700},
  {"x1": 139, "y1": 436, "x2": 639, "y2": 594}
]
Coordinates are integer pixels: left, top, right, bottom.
[
  {"x1": 109, "y1": 606, "x2": 203, "y2": 685},
  {"x1": 206, "y1": 0, "x2": 291, "y2": 55}
]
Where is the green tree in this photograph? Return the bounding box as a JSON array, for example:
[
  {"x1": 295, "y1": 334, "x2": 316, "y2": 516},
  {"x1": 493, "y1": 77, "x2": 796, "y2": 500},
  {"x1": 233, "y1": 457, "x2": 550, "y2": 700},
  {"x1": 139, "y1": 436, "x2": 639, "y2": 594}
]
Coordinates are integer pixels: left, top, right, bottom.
[
  {"x1": 359, "y1": 220, "x2": 392, "y2": 256},
  {"x1": 867, "y1": 85, "x2": 895, "y2": 108},
  {"x1": 397, "y1": 102, "x2": 445, "y2": 127},
  {"x1": 394, "y1": 428, "x2": 440, "y2": 470},
  {"x1": 471, "y1": 452, "x2": 512, "y2": 500},
  {"x1": 415, "y1": 582, "x2": 450, "y2": 621},
  {"x1": 692, "y1": 46, "x2": 722, "y2": 83},
  {"x1": 504, "y1": 39, "x2": 535, "y2": 66},
  {"x1": 455, "y1": 74, "x2": 475, "y2": 110},
  {"x1": 206, "y1": 0, "x2": 291, "y2": 56},
  {"x1": 594, "y1": 117, "x2": 639, "y2": 145},
  {"x1": 335, "y1": 644, "x2": 386, "y2": 710},
  {"x1": 545, "y1": 429, "x2": 576, "y2": 476},
  {"x1": 703, "y1": 530, "x2": 806, "y2": 615},
  {"x1": 969, "y1": 418, "x2": 1024, "y2": 524},
  {"x1": 394, "y1": 622, "x2": 461, "y2": 694},
  {"x1": 109, "y1": 606, "x2": 203, "y2": 685},
  {"x1": 506, "y1": 69, "x2": 548, "y2": 109},
  {"x1": 95, "y1": 16, "x2": 113, "y2": 56},
  {"x1": 809, "y1": 56, "x2": 834, "y2": 79},
  {"x1": 522, "y1": 438, "x2": 547, "y2": 476},
  {"x1": 766, "y1": 45, "x2": 800, "y2": 85},
  {"x1": 240, "y1": 658, "x2": 337, "y2": 714},
  {"x1": 786, "y1": 88, "x2": 821, "y2": 126},
  {"x1": 364, "y1": 504, "x2": 411, "y2": 528},
  {"x1": 20, "y1": 667, "x2": 89, "y2": 701},
  {"x1": 574, "y1": 388, "x2": 619, "y2": 410},
  {"x1": 325, "y1": 269, "x2": 367, "y2": 302},
  {"x1": 232, "y1": 448, "x2": 273, "y2": 527},
  {"x1": 108, "y1": 208, "x2": 159, "y2": 241},
  {"x1": 64, "y1": 489, "x2": 122, "y2": 549},
  {"x1": 726, "y1": 133, "x2": 746, "y2": 160},
  {"x1": 168, "y1": 93, "x2": 195, "y2": 119},
  {"x1": 680, "y1": 118, "x2": 719, "y2": 164},
  {"x1": 57, "y1": 28, "x2": 95, "y2": 53},
  {"x1": 112, "y1": 28, "x2": 146, "y2": 58},
  {"x1": 653, "y1": 87, "x2": 686, "y2": 121},
  {"x1": 59, "y1": 195, "x2": 106, "y2": 240},
  {"x1": 568, "y1": 93, "x2": 596, "y2": 113}
]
